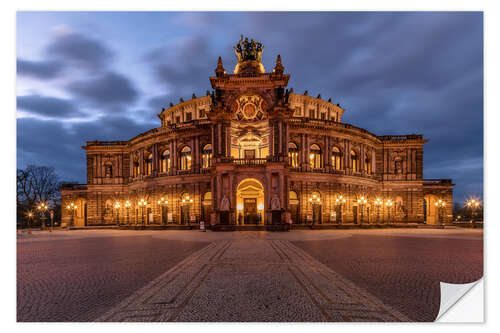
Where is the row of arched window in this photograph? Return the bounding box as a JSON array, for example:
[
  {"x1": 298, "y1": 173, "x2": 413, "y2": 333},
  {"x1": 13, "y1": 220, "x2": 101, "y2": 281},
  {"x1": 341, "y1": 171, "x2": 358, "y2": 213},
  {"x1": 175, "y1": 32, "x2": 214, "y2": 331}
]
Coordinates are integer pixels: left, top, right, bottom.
[
  {"x1": 133, "y1": 144, "x2": 213, "y2": 177},
  {"x1": 288, "y1": 142, "x2": 372, "y2": 174},
  {"x1": 131, "y1": 141, "x2": 372, "y2": 177}
]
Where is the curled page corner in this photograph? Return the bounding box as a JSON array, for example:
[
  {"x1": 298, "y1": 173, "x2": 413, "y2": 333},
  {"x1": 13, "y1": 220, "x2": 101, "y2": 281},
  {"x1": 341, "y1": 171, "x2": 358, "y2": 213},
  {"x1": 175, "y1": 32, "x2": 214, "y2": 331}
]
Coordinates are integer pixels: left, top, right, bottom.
[{"x1": 436, "y1": 278, "x2": 483, "y2": 322}]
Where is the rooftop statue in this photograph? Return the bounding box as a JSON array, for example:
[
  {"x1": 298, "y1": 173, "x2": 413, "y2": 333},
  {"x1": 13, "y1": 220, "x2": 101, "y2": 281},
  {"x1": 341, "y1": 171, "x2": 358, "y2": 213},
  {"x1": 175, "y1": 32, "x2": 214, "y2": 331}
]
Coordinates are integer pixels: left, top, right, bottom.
[
  {"x1": 233, "y1": 35, "x2": 265, "y2": 74},
  {"x1": 234, "y1": 35, "x2": 264, "y2": 63}
]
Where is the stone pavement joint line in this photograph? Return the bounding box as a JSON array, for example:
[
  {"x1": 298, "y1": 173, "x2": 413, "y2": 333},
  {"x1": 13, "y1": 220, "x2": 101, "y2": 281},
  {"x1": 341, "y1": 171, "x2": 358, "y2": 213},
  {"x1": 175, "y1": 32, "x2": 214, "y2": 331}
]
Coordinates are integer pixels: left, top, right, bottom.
[{"x1": 96, "y1": 239, "x2": 410, "y2": 322}]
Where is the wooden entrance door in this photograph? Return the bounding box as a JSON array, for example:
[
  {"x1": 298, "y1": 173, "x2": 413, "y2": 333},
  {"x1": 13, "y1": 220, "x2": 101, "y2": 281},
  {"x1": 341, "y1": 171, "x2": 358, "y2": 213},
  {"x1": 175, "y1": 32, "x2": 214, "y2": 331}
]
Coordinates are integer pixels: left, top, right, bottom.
[
  {"x1": 244, "y1": 198, "x2": 257, "y2": 224},
  {"x1": 161, "y1": 206, "x2": 168, "y2": 224},
  {"x1": 312, "y1": 204, "x2": 322, "y2": 224},
  {"x1": 220, "y1": 211, "x2": 229, "y2": 225},
  {"x1": 202, "y1": 205, "x2": 212, "y2": 224},
  {"x1": 181, "y1": 206, "x2": 190, "y2": 225},
  {"x1": 290, "y1": 204, "x2": 299, "y2": 224},
  {"x1": 353, "y1": 206, "x2": 358, "y2": 224}
]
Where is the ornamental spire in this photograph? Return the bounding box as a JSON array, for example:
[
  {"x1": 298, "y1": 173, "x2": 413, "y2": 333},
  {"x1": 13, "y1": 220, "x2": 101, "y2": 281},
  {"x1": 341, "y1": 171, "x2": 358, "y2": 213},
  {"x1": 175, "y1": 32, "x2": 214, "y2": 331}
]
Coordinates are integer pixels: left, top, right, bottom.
[
  {"x1": 273, "y1": 54, "x2": 284, "y2": 75},
  {"x1": 215, "y1": 56, "x2": 225, "y2": 77}
]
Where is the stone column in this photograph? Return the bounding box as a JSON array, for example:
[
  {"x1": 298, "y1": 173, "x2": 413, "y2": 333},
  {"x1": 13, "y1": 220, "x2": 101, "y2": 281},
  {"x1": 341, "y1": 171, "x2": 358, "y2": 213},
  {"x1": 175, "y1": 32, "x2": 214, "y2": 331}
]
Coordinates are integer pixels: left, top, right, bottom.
[
  {"x1": 172, "y1": 140, "x2": 178, "y2": 173},
  {"x1": 139, "y1": 150, "x2": 144, "y2": 175},
  {"x1": 190, "y1": 137, "x2": 195, "y2": 172}
]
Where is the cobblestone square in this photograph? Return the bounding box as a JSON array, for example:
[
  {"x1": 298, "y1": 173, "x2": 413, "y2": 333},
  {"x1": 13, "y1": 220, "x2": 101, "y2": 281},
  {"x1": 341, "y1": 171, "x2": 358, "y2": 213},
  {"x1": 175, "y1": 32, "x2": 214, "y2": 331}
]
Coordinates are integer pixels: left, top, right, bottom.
[{"x1": 17, "y1": 228, "x2": 483, "y2": 322}]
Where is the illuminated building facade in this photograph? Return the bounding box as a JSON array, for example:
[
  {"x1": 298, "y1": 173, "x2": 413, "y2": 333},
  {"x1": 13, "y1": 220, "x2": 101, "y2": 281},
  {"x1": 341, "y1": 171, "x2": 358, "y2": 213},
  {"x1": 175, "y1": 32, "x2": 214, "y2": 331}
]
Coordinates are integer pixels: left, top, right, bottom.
[{"x1": 61, "y1": 37, "x2": 453, "y2": 229}]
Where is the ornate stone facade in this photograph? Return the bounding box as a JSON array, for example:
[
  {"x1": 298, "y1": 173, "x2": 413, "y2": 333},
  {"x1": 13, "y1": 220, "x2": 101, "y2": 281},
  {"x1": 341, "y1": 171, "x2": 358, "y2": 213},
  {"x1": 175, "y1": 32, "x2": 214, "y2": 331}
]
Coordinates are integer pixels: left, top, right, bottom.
[{"x1": 61, "y1": 37, "x2": 453, "y2": 228}]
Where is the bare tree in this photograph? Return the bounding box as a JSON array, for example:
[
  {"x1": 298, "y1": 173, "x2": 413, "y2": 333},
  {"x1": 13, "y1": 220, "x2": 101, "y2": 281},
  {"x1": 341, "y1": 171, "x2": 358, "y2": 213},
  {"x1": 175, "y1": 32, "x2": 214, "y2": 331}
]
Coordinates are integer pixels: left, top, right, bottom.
[{"x1": 17, "y1": 165, "x2": 60, "y2": 211}]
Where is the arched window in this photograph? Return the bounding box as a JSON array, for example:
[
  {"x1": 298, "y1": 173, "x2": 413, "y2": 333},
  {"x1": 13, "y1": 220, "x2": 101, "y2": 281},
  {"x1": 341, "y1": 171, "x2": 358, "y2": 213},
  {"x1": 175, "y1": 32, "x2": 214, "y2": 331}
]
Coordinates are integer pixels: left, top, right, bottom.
[
  {"x1": 332, "y1": 146, "x2": 342, "y2": 170},
  {"x1": 179, "y1": 146, "x2": 192, "y2": 171},
  {"x1": 351, "y1": 150, "x2": 360, "y2": 173},
  {"x1": 288, "y1": 142, "x2": 299, "y2": 167},
  {"x1": 202, "y1": 144, "x2": 212, "y2": 168},
  {"x1": 133, "y1": 161, "x2": 140, "y2": 177},
  {"x1": 160, "y1": 149, "x2": 170, "y2": 173},
  {"x1": 145, "y1": 153, "x2": 153, "y2": 176},
  {"x1": 289, "y1": 191, "x2": 299, "y2": 204},
  {"x1": 364, "y1": 153, "x2": 371, "y2": 174},
  {"x1": 309, "y1": 144, "x2": 322, "y2": 169}
]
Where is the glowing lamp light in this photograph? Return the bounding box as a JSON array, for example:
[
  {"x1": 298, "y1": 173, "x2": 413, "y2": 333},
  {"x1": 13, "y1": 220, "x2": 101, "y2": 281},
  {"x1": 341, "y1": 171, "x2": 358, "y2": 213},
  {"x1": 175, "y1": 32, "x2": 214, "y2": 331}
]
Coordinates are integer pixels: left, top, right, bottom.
[
  {"x1": 357, "y1": 196, "x2": 367, "y2": 205},
  {"x1": 335, "y1": 194, "x2": 346, "y2": 204},
  {"x1": 258, "y1": 203, "x2": 264, "y2": 210},
  {"x1": 66, "y1": 202, "x2": 78, "y2": 210},
  {"x1": 125, "y1": 200, "x2": 131, "y2": 208},
  {"x1": 309, "y1": 154, "x2": 315, "y2": 160},
  {"x1": 237, "y1": 204, "x2": 243, "y2": 211},
  {"x1": 435, "y1": 199, "x2": 446, "y2": 208}
]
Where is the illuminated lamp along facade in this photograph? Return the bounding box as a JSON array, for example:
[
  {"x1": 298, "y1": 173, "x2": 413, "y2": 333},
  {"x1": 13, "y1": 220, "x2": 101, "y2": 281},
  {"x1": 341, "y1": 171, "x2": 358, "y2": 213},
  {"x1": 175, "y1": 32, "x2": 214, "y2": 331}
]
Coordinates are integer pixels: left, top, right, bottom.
[{"x1": 61, "y1": 37, "x2": 453, "y2": 228}]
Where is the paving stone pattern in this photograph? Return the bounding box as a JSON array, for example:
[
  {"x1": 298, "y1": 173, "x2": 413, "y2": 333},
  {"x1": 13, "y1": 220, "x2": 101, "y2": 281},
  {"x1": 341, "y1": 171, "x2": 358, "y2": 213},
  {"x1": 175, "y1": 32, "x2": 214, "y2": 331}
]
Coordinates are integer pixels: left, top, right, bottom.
[
  {"x1": 17, "y1": 229, "x2": 483, "y2": 322},
  {"x1": 17, "y1": 235, "x2": 208, "y2": 322},
  {"x1": 292, "y1": 235, "x2": 483, "y2": 321},
  {"x1": 97, "y1": 239, "x2": 409, "y2": 322}
]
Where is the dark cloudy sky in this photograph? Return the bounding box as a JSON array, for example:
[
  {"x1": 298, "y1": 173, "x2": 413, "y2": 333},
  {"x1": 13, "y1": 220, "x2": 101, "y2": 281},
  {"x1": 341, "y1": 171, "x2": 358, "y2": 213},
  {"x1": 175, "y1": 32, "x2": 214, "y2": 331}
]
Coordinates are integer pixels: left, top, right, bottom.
[{"x1": 16, "y1": 12, "x2": 483, "y2": 203}]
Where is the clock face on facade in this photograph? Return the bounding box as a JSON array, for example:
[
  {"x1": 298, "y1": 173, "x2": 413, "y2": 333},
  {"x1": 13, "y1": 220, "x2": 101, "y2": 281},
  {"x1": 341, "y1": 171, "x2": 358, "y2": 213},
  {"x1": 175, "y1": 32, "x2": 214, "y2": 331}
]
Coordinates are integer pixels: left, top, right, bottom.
[{"x1": 231, "y1": 94, "x2": 267, "y2": 121}]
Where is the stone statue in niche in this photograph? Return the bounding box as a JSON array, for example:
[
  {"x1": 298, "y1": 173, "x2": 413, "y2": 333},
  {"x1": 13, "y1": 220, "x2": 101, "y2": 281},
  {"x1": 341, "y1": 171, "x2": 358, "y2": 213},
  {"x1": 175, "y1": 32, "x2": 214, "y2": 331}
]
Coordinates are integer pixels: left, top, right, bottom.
[
  {"x1": 271, "y1": 194, "x2": 281, "y2": 210},
  {"x1": 395, "y1": 159, "x2": 403, "y2": 174},
  {"x1": 220, "y1": 196, "x2": 230, "y2": 211},
  {"x1": 105, "y1": 164, "x2": 113, "y2": 178}
]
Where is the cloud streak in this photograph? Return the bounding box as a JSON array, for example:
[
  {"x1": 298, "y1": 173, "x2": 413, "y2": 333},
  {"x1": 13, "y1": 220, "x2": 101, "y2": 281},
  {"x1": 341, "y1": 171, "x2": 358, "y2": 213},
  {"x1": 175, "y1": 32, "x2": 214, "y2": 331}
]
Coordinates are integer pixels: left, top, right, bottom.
[{"x1": 16, "y1": 12, "x2": 483, "y2": 203}]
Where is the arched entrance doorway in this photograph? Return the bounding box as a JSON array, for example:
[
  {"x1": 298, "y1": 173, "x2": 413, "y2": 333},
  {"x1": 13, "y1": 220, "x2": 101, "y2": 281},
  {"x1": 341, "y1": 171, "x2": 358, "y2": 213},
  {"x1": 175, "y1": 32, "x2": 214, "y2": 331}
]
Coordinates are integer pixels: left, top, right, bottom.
[
  {"x1": 236, "y1": 178, "x2": 264, "y2": 225},
  {"x1": 71, "y1": 198, "x2": 87, "y2": 227},
  {"x1": 180, "y1": 192, "x2": 193, "y2": 225},
  {"x1": 202, "y1": 192, "x2": 212, "y2": 223},
  {"x1": 424, "y1": 194, "x2": 439, "y2": 224}
]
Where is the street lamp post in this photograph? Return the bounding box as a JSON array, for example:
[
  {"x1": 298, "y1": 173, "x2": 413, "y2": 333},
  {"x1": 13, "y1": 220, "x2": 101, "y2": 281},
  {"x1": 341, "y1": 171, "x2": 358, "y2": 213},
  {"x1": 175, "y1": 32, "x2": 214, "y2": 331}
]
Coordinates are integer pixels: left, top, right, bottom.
[
  {"x1": 374, "y1": 197, "x2": 383, "y2": 225},
  {"x1": 138, "y1": 198, "x2": 147, "y2": 227},
  {"x1": 65, "y1": 202, "x2": 78, "y2": 230},
  {"x1": 335, "y1": 194, "x2": 346, "y2": 224},
  {"x1": 181, "y1": 195, "x2": 194, "y2": 225},
  {"x1": 465, "y1": 198, "x2": 481, "y2": 224},
  {"x1": 308, "y1": 194, "x2": 321, "y2": 225},
  {"x1": 158, "y1": 197, "x2": 168, "y2": 225},
  {"x1": 26, "y1": 210, "x2": 34, "y2": 234},
  {"x1": 385, "y1": 199, "x2": 393, "y2": 224},
  {"x1": 124, "y1": 200, "x2": 131, "y2": 226},
  {"x1": 114, "y1": 201, "x2": 121, "y2": 226},
  {"x1": 435, "y1": 199, "x2": 446, "y2": 225},
  {"x1": 357, "y1": 196, "x2": 368, "y2": 225},
  {"x1": 37, "y1": 202, "x2": 49, "y2": 231}
]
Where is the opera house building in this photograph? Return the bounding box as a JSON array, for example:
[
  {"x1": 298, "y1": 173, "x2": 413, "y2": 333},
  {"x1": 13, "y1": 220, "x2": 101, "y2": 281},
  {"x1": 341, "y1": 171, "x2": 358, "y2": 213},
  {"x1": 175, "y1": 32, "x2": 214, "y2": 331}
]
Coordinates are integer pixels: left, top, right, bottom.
[{"x1": 61, "y1": 37, "x2": 453, "y2": 230}]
